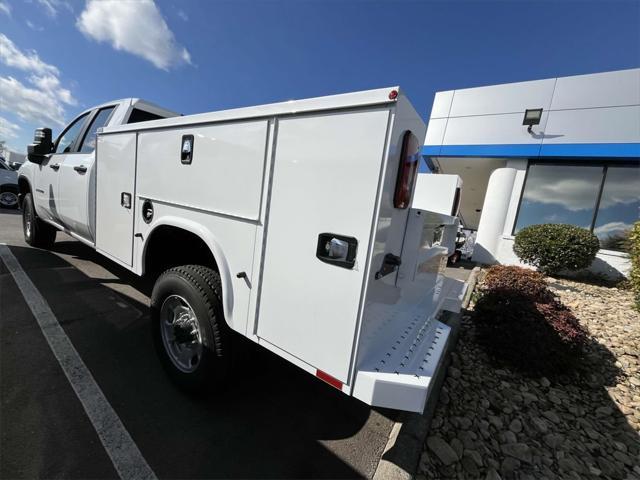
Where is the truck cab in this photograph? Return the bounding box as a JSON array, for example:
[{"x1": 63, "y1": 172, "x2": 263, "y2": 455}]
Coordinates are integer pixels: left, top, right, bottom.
[{"x1": 18, "y1": 99, "x2": 178, "y2": 245}]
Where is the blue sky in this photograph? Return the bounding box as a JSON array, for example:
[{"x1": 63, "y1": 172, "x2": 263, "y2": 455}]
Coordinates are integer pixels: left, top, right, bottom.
[{"x1": 1, "y1": 0, "x2": 639, "y2": 153}]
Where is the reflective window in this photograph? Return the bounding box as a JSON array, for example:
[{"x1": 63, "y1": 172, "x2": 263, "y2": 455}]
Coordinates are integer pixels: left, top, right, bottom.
[
  {"x1": 55, "y1": 113, "x2": 89, "y2": 154},
  {"x1": 594, "y1": 166, "x2": 640, "y2": 252},
  {"x1": 514, "y1": 164, "x2": 603, "y2": 233},
  {"x1": 79, "y1": 107, "x2": 115, "y2": 153}
]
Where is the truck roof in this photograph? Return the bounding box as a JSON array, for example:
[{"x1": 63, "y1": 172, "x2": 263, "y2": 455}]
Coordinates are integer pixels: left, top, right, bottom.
[
  {"x1": 75, "y1": 98, "x2": 180, "y2": 121},
  {"x1": 102, "y1": 86, "x2": 407, "y2": 135}
]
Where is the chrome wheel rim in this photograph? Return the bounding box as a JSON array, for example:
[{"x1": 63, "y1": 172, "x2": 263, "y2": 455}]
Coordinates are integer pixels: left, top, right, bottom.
[
  {"x1": 160, "y1": 295, "x2": 203, "y2": 373},
  {"x1": 0, "y1": 191, "x2": 18, "y2": 207}
]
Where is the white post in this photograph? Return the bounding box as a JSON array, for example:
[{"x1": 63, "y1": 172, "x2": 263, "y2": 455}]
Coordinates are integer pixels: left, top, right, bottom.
[{"x1": 473, "y1": 167, "x2": 517, "y2": 264}]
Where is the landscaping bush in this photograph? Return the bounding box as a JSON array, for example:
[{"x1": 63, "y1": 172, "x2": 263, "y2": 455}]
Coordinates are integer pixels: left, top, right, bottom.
[
  {"x1": 629, "y1": 221, "x2": 640, "y2": 311},
  {"x1": 479, "y1": 265, "x2": 552, "y2": 303},
  {"x1": 513, "y1": 223, "x2": 600, "y2": 276},
  {"x1": 473, "y1": 265, "x2": 588, "y2": 376}
]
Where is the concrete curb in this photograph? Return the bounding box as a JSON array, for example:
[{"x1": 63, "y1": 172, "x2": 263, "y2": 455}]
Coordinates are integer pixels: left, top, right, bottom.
[{"x1": 372, "y1": 268, "x2": 480, "y2": 480}]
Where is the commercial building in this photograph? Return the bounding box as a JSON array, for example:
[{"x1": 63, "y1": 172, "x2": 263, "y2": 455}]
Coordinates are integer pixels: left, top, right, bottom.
[{"x1": 423, "y1": 68, "x2": 640, "y2": 278}]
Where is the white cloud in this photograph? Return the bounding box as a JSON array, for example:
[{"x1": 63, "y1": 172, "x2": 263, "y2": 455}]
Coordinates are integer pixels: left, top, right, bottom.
[
  {"x1": 594, "y1": 221, "x2": 632, "y2": 236},
  {"x1": 76, "y1": 0, "x2": 191, "y2": 70},
  {"x1": 177, "y1": 9, "x2": 188, "y2": 21},
  {"x1": 36, "y1": 0, "x2": 73, "y2": 18},
  {"x1": 26, "y1": 20, "x2": 44, "y2": 31},
  {"x1": 0, "y1": 1, "x2": 11, "y2": 16},
  {"x1": 0, "y1": 34, "x2": 77, "y2": 129},
  {"x1": 0, "y1": 33, "x2": 59, "y2": 76},
  {"x1": 0, "y1": 116, "x2": 21, "y2": 140},
  {"x1": 0, "y1": 76, "x2": 68, "y2": 126}
]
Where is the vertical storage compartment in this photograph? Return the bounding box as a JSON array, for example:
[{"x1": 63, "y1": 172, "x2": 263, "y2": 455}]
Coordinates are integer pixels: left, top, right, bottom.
[{"x1": 256, "y1": 108, "x2": 391, "y2": 383}]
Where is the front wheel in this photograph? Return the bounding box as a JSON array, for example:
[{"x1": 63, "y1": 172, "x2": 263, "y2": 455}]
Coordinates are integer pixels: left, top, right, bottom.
[
  {"x1": 151, "y1": 265, "x2": 231, "y2": 391},
  {"x1": 22, "y1": 193, "x2": 56, "y2": 248}
]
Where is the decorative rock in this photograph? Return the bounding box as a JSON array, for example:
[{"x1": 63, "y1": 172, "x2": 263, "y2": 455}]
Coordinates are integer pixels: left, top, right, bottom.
[
  {"x1": 540, "y1": 377, "x2": 551, "y2": 388},
  {"x1": 543, "y1": 433, "x2": 564, "y2": 448},
  {"x1": 530, "y1": 416, "x2": 548, "y2": 434},
  {"x1": 503, "y1": 431, "x2": 517, "y2": 444},
  {"x1": 542, "y1": 410, "x2": 560, "y2": 424},
  {"x1": 464, "y1": 449, "x2": 483, "y2": 467},
  {"x1": 449, "y1": 366, "x2": 461, "y2": 379},
  {"x1": 485, "y1": 467, "x2": 502, "y2": 480},
  {"x1": 501, "y1": 443, "x2": 532, "y2": 463},
  {"x1": 450, "y1": 438, "x2": 464, "y2": 459},
  {"x1": 426, "y1": 436, "x2": 459, "y2": 466},
  {"x1": 461, "y1": 453, "x2": 480, "y2": 476},
  {"x1": 509, "y1": 419, "x2": 522, "y2": 433},
  {"x1": 500, "y1": 456, "x2": 520, "y2": 479}
]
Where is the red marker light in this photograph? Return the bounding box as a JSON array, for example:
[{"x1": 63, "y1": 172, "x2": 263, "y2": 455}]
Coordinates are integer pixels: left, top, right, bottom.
[
  {"x1": 316, "y1": 369, "x2": 343, "y2": 390},
  {"x1": 389, "y1": 89, "x2": 399, "y2": 100}
]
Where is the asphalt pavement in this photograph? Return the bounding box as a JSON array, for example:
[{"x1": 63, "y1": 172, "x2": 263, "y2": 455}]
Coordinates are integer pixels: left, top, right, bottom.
[{"x1": 0, "y1": 208, "x2": 398, "y2": 479}]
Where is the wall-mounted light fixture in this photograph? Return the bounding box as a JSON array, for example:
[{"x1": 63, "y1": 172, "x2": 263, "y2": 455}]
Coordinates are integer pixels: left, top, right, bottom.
[{"x1": 522, "y1": 108, "x2": 543, "y2": 133}]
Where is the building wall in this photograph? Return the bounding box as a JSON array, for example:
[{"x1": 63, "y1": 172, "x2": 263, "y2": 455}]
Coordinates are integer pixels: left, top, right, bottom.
[
  {"x1": 424, "y1": 68, "x2": 640, "y2": 157},
  {"x1": 424, "y1": 69, "x2": 640, "y2": 279}
]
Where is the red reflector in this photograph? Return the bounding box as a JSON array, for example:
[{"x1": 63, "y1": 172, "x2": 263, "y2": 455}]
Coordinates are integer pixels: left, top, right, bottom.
[
  {"x1": 316, "y1": 370, "x2": 343, "y2": 390},
  {"x1": 389, "y1": 89, "x2": 398, "y2": 100}
]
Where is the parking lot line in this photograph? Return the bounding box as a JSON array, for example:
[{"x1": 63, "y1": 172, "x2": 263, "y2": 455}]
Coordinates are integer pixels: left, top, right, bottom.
[{"x1": 0, "y1": 245, "x2": 157, "y2": 480}]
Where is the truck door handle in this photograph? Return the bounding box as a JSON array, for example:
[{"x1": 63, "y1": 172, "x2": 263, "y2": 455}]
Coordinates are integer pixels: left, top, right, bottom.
[
  {"x1": 74, "y1": 165, "x2": 87, "y2": 173},
  {"x1": 49, "y1": 163, "x2": 60, "y2": 171}
]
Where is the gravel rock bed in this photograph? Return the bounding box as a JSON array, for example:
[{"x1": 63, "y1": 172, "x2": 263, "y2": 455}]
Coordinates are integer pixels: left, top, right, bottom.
[{"x1": 418, "y1": 277, "x2": 640, "y2": 480}]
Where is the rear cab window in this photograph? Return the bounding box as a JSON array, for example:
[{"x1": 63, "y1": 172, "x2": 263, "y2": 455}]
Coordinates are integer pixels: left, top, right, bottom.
[{"x1": 127, "y1": 109, "x2": 165, "y2": 124}]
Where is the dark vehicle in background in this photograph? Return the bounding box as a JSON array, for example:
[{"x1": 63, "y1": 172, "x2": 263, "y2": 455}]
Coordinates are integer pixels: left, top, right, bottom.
[{"x1": 0, "y1": 156, "x2": 19, "y2": 209}]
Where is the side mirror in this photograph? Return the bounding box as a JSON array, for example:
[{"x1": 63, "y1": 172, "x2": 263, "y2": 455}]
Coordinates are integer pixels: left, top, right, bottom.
[{"x1": 27, "y1": 127, "x2": 53, "y2": 164}]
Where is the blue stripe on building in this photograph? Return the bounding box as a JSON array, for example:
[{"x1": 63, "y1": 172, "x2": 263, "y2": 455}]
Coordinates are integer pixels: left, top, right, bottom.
[{"x1": 422, "y1": 143, "x2": 640, "y2": 159}]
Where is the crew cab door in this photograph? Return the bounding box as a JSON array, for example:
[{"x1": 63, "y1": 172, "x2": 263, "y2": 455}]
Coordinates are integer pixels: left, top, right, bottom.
[
  {"x1": 34, "y1": 112, "x2": 90, "y2": 224},
  {"x1": 58, "y1": 106, "x2": 116, "y2": 242}
]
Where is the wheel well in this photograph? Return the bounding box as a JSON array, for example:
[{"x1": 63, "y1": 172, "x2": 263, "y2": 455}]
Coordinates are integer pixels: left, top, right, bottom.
[
  {"x1": 144, "y1": 225, "x2": 218, "y2": 279},
  {"x1": 18, "y1": 177, "x2": 31, "y2": 208}
]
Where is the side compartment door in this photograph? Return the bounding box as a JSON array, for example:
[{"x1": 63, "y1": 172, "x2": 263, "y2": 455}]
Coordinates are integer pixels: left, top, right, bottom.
[
  {"x1": 257, "y1": 109, "x2": 391, "y2": 383},
  {"x1": 95, "y1": 132, "x2": 137, "y2": 267}
]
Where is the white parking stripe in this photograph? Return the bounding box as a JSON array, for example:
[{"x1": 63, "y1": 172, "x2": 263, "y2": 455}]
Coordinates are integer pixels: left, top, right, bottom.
[{"x1": 0, "y1": 245, "x2": 157, "y2": 480}]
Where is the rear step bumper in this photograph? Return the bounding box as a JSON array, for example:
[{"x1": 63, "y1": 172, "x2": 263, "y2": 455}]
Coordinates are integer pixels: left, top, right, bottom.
[
  {"x1": 352, "y1": 277, "x2": 464, "y2": 413},
  {"x1": 354, "y1": 320, "x2": 450, "y2": 413}
]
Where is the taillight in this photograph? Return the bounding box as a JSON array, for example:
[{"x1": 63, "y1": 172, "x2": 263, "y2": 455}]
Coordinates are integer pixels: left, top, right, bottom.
[{"x1": 393, "y1": 131, "x2": 420, "y2": 209}]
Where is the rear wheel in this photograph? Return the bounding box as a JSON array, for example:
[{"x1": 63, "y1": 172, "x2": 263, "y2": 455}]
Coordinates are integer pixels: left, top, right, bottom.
[
  {"x1": 22, "y1": 193, "x2": 56, "y2": 248},
  {"x1": 151, "y1": 265, "x2": 231, "y2": 391}
]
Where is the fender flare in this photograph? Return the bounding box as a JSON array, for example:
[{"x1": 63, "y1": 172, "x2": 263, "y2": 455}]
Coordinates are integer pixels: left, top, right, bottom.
[{"x1": 142, "y1": 216, "x2": 235, "y2": 327}]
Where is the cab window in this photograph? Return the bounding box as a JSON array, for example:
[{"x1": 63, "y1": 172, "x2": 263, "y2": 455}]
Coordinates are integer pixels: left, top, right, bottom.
[
  {"x1": 127, "y1": 108, "x2": 164, "y2": 124},
  {"x1": 55, "y1": 113, "x2": 90, "y2": 154},
  {"x1": 79, "y1": 106, "x2": 115, "y2": 153}
]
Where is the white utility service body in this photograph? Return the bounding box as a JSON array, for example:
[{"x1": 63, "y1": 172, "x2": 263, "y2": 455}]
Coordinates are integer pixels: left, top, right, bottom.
[{"x1": 22, "y1": 88, "x2": 466, "y2": 413}]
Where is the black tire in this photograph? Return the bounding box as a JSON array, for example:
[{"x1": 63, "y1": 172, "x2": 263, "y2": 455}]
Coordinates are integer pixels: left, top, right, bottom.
[
  {"x1": 151, "y1": 265, "x2": 231, "y2": 391},
  {"x1": 0, "y1": 185, "x2": 19, "y2": 209},
  {"x1": 22, "y1": 193, "x2": 56, "y2": 248}
]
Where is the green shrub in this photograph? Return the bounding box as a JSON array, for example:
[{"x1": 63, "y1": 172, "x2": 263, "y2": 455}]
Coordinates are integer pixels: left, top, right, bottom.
[
  {"x1": 513, "y1": 224, "x2": 600, "y2": 276},
  {"x1": 474, "y1": 265, "x2": 588, "y2": 376},
  {"x1": 629, "y1": 221, "x2": 640, "y2": 311}
]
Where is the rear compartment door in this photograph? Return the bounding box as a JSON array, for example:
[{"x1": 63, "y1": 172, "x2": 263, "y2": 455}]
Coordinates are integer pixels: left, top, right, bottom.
[{"x1": 257, "y1": 109, "x2": 390, "y2": 383}]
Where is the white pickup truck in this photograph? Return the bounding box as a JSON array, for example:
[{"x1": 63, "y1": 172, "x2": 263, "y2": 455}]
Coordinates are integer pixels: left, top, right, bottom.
[{"x1": 18, "y1": 88, "x2": 465, "y2": 413}]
